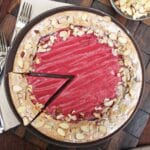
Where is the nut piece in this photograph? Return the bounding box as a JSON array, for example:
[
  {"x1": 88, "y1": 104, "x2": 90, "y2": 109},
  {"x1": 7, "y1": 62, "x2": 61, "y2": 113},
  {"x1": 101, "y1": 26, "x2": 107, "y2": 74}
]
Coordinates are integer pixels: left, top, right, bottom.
[
  {"x1": 93, "y1": 112, "x2": 101, "y2": 119},
  {"x1": 33, "y1": 121, "x2": 44, "y2": 128},
  {"x1": 35, "y1": 57, "x2": 40, "y2": 64},
  {"x1": 104, "y1": 100, "x2": 114, "y2": 107},
  {"x1": 99, "y1": 125, "x2": 107, "y2": 135},
  {"x1": 17, "y1": 58, "x2": 23, "y2": 68},
  {"x1": 17, "y1": 106, "x2": 26, "y2": 114},
  {"x1": 76, "y1": 133, "x2": 85, "y2": 140},
  {"x1": 118, "y1": 36, "x2": 127, "y2": 44},
  {"x1": 68, "y1": 114, "x2": 77, "y2": 121},
  {"x1": 109, "y1": 33, "x2": 117, "y2": 40},
  {"x1": 57, "y1": 128, "x2": 65, "y2": 136},
  {"x1": 13, "y1": 85, "x2": 22, "y2": 92},
  {"x1": 59, "y1": 31, "x2": 70, "y2": 40},
  {"x1": 23, "y1": 117, "x2": 29, "y2": 126},
  {"x1": 59, "y1": 122, "x2": 69, "y2": 129},
  {"x1": 81, "y1": 125, "x2": 89, "y2": 132}
]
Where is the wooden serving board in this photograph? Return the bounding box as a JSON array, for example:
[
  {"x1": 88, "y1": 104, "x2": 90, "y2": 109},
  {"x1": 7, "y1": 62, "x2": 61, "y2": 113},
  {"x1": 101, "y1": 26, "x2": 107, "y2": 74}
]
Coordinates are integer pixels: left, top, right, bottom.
[{"x1": 0, "y1": 0, "x2": 150, "y2": 149}]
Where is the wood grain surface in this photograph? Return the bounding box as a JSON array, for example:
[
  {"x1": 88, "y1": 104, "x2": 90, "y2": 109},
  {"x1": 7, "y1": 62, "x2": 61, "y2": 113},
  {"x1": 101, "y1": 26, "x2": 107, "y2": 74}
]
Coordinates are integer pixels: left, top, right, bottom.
[{"x1": 0, "y1": 0, "x2": 150, "y2": 149}]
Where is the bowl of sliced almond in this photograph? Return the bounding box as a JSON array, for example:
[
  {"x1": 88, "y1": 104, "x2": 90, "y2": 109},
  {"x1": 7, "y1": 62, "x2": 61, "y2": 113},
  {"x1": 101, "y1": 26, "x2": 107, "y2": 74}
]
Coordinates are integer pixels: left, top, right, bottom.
[{"x1": 110, "y1": 0, "x2": 150, "y2": 20}]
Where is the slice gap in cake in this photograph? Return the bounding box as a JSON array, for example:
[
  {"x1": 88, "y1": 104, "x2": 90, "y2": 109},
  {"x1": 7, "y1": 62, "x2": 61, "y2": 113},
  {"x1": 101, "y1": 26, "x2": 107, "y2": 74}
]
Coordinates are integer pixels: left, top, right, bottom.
[
  {"x1": 9, "y1": 72, "x2": 74, "y2": 126},
  {"x1": 30, "y1": 76, "x2": 74, "y2": 123}
]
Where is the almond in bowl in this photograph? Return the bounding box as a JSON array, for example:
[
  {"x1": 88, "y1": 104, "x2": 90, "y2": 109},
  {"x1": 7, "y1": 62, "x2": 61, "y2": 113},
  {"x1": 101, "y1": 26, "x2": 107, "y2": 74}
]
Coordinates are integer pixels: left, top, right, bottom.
[{"x1": 111, "y1": 0, "x2": 150, "y2": 20}]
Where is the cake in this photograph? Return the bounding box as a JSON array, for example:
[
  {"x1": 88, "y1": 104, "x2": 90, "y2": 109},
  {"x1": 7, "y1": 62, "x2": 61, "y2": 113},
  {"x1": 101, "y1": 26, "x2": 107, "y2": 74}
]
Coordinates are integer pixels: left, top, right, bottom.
[{"x1": 8, "y1": 10, "x2": 142, "y2": 143}]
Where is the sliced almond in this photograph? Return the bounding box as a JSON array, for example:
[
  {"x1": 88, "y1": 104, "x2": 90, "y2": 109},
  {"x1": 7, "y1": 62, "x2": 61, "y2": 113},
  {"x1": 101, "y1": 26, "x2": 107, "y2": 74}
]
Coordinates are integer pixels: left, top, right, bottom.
[
  {"x1": 35, "y1": 103, "x2": 43, "y2": 109},
  {"x1": 27, "y1": 85, "x2": 32, "y2": 92},
  {"x1": 103, "y1": 16, "x2": 111, "y2": 22},
  {"x1": 93, "y1": 112, "x2": 101, "y2": 119},
  {"x1": 13, "y1": 85, "x2": 22, "y2": 92},
  {"x1": 109, "y1": 33, "x2": 117, "y2": 40},
  {"x1": 17, "y1": 58, "x2": 23, "y2": 68},
  {"x1": 82, "y1": 14, "x2": 87, "y2": 20},
  {"x1": 44, "y1": 124, "x2": 52, "y2": 129},
  {"x1": 33, "y1": 121, "x2": 44, "y2": 128},
  {"x1": 17, "y1": 106, "x2": 26, "y2": 114},
  {"x1": 57, "y1": 128, "x2": 65, "y2": 136},
  {"x1": 87, "y1": 29, "x2": 93, "y2": 34},
  {"x1": 68, "y1": 114, "x2": 77, "y2": 121},
  {"x1": 99, "y1": 125, "x2": 107, "y2": 135},
  {"x1": 23, "y1": 117, "x2": 29, "y2": 126},
  {"x1": 50, "y1": 36, "x2": 55, "y2": 43},
  {"x1": 81, "y1": 125, "x2": 89, "y2": 132},
  {"x1": 76, "y1": 133, "x2": 85, "y2": 140},
  {"x1": 77, "y1": 30, "x2": 84, "y2": 36},
  {"x1": 123, "y1": 49, "x2": 130, "y2": 56},
  {"x1": 118, "y1": 36, "x2": 127, "y2": 44},
  {"x1": 59, "y1": 122, "x2": 69, "y2": 129},
  {"x1": 59, "y1": 31, "x2": 69, "y2": 40},
  {"x1": 35, "y1": 57, "x2": 40, "y2": 64},
  {"x1": 108, "y1": 39, "x2": 114, "y2": 47},
  {"x1": 67, "y1": 16, "x2": 74, "y2": 24},
  {"x1": 56, "y1": 114, "x2": 64, "y2": 120},
  {"x1": 119, "y1": 0, "x2": 126, "y2": 6}
]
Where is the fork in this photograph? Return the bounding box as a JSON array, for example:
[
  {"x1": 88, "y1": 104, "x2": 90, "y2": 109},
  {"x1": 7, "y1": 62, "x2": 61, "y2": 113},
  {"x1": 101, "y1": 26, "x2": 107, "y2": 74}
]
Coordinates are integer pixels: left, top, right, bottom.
[
  {"x1": 0, "y1": 32, "x2": 8, "y2": 75},
  {"x1": 11, "y1": 2, "x2": 32, "y2": 43}
]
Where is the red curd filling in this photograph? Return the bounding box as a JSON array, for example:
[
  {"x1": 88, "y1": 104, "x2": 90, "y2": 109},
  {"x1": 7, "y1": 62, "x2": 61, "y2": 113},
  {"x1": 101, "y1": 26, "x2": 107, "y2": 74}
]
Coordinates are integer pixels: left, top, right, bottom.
[
  {"x1": 26, "y1": 76, "x2": 67, "y2": 105},
  {"x1": 27, "y1": 28, "x2": 121, "y2": 120}
]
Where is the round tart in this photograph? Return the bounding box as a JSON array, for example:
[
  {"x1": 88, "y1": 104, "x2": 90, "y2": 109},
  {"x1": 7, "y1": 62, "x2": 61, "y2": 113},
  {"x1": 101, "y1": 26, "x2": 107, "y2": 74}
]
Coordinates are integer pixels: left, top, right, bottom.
[{"x1": 8, "y1": 9, "x2": 142, "y2": 143}]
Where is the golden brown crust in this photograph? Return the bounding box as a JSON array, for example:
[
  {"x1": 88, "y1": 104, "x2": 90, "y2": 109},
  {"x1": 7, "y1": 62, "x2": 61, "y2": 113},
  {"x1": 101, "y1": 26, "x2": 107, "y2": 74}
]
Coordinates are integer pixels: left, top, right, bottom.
[{"x1": 9, "y1": 72, "x2": 41, "y2": 125}]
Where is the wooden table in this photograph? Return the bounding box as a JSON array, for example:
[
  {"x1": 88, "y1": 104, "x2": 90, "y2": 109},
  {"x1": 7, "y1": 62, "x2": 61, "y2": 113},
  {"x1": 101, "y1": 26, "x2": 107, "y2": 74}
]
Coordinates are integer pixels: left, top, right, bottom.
[{"x1": 0, "y1": 0, "x2": 150, "y2": 149}]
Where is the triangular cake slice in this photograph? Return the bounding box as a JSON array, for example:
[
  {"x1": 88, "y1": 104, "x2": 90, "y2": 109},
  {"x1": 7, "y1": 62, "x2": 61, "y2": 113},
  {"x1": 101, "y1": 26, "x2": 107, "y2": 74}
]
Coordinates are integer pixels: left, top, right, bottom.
[{"x1": 8, "y1": 72, "x2": 68, "y2": 125}]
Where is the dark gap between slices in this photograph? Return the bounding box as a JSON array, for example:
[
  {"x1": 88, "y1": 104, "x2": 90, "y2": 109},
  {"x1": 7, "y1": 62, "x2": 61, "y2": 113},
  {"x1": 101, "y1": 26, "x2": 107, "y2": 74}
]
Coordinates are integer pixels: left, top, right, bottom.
[{"x1": 25, "y1": 72, "x2": 75, "y2": 124}]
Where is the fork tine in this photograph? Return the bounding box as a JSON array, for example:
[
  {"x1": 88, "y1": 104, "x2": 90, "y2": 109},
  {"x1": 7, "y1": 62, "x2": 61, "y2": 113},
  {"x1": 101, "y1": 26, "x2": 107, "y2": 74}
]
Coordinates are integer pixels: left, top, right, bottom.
[
  {"x1": 26, "y1": 3, "x2": 32, "y2": 22},
  {"x1": 19, "y1": 2, "x2": 31, "y2": 23},
  {"x1": 2, "y1": 32, "x2": 7, "y2": 52},
  {"x1": 24, "y1": 2, "x2": 28, "y2": 23},
  {"x1": 0, "y1": 32, "x2": 4, "y2": 52},
  {"x1": 1, "y1": 32, "x2": 7, "y2": 52},
  {"x1": 0, "y1": 32, "x2": 2, "y2": 50},
  {"x1": 19, "y1": 2, "x2": 25, "y2": 22},
  {"x1": 24, "y1": 3, "x2": 29, "y2": 22}
]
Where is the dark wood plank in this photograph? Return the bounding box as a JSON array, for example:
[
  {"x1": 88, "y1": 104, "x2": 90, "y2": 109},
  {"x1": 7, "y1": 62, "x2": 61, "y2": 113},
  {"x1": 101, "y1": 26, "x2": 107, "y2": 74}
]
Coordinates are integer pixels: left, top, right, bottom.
[
  {"x1": 145, "y1": 62, "x2": 150, "y2": 82},
  {"x1": 14, "y1": 125, "x2": 26, "y2": 138},
  {"x1": 80, "y1": 0, "x2": 94, "y2": 7},
  {"x1": 0, "y1": 0, "x2": 11, "y2": 23},
  {"x1": 139, "y1": 118, "x2": 150, "y2": 145},
  {"x1": 25, "y1": 131, "x2": 48, "y2": 150},
  {"x1": 142, "y1": 53, "x2": 150, "y2": 68},
  {"x1": 47, "y1": 144, "x2": 69, "y2": 150},
  {"x1": 134, "y1": 23, "x2": 150, "y2": 55},
  {"x1": 98, "y1": 0, "x2": 111, "y2": 7},
  {"x1": 125, "y1": 20, "x2": 140, "y2": 36},
  {"x1": 141, "y1": 92, "x2": 150, "y2": 114},
  {"x1": 0, "y1": 132, "x2": 40, "y2": 150},
  {"x1": 0, "y1": 14, "x2": 16, "y2": 43},
  {"x1": 77, "y1": 140, "x2": 110, "y2": 150},
  {"x1": 140, "y1": 82, "x2": 150, "y2": 114},
  {"x1": 8, "y1": 0, "x2": 20, "y2": 14},
  {"x1": 107, "y1": 131, "x2": 139, "y2": 150},
  {"x1": 67, "y1": 0, "x2": 82, "y2": 5},
  {"x1": 92, "y1": 0, "x2": 115, "y2": 16},
  {"x1": 143, "y1": 19, "x2": 150, "y2": 26},
  {"x1": 115, "y1": 15, "x2": 127, "y2": 26},
  {"x1": 124, "y1": 110, "x2": 149, "y2": 138}
]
